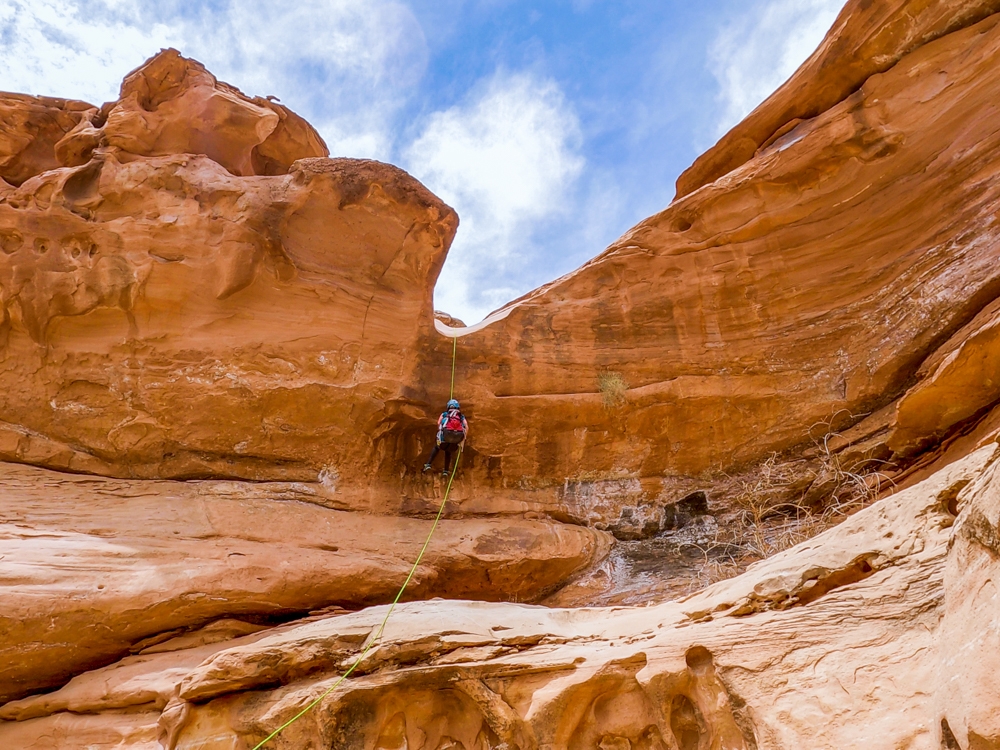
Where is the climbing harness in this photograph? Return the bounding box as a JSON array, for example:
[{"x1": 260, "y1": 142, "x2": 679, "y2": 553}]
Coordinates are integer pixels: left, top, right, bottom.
[{"x1": 250, "y1": 336, "x2": 462, "y2": 750}]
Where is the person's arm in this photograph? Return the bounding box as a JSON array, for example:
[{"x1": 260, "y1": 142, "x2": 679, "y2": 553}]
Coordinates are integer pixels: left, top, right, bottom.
[{"x1": 437, "y1": 413, "x2": 445, "y2": 444}]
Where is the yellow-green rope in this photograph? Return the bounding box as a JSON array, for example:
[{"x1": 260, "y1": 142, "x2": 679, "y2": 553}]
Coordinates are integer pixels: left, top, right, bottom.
[
  {"x1": 250, "y1": 338, "x2": 462, "y2": 750},
  {"x1": 450, "y1": 335, "x2": 457, "y2": 400}
]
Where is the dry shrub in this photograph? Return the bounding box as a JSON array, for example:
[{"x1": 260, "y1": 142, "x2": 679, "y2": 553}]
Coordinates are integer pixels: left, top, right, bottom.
[
  {"x1": 598, "y1": 371, "x2": 629, "y2": 407},
  {"x1": 685, "y1": 419, "x2": 896, "y2": 589}
]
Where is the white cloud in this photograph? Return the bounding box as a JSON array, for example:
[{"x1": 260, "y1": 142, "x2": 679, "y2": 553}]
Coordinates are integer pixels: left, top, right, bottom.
[
  {"x1": 709, "y1": 0, "x2": 845, "y2": 136},
  {"x1": 0, "y1": 0, "x2": 178, "y2": 104},
  {"x1": 404, "y1": 72, "x2": 584, "y2": 323},
  {"x1": 0, "y1": 0, "x2": 425, "y2": 160},
  {"x1": 159, "y1": 0, "x2": 427, "y2": 160}
]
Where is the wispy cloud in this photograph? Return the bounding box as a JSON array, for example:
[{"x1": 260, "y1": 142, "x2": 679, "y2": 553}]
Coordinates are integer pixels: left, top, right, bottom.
[
  {"x1": 0, "y1": 0, "x2": 177, "y2": 103},
  {"x1": 708, "y1": 0, "x2": 844, "y2": 137},
  {"x1": 403, "y1": 71, "x2": 584, "y2": 322},
  {"x1": 155, "y1": 0, "x2": 427, "y2": 159},
  {"x1": 0, "y1": 0, "x2": 425, "y2": 159}
]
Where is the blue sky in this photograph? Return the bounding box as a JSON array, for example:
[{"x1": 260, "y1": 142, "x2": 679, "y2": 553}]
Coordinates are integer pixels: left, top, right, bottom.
[{"x1": 0, "y1": 0, "x2": 844, "y2": 322}]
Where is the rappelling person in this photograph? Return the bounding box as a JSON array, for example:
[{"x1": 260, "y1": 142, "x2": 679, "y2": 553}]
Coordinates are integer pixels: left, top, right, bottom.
[{"x1": 423, "y1": 398, "x2": 468, "y2": 478}]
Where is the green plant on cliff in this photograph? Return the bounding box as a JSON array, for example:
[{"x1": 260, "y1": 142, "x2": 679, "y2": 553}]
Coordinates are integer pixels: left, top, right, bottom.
[{"x1": 598, "y1": 370, "x2": 629, "y2": 407}]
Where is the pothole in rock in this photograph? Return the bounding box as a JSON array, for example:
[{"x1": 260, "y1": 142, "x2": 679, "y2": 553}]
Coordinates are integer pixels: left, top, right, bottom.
[
  {"x1": 547, "y1": 500, "x2": 868, "y2": 608},
  {"x1": 545, "y1": 514, "x2": 739, "y2": 607}
]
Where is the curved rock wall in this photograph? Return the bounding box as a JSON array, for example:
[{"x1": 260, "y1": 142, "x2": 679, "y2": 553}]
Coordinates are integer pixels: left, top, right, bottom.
[
  {"x1": 4, "y1": 2, "x2": 1000, "y2": 747},
  {"x1": 411, "y1": 8, "x2": 1000, "y2": 529},
  {"x1": 675, "y1": 0, "x2": 1000, "y2": 198}
]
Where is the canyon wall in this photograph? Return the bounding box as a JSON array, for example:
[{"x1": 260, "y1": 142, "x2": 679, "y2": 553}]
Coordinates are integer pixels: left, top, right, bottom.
[
  {"x1": 0, "y1": 50, "x2": 456, "y2": 482},
  {"x1": 3, "y1": 0, "x2": 1000, "y2": 747}
]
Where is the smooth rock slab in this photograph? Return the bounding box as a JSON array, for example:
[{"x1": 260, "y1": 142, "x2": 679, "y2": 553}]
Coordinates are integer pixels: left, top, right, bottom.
[{"x1": 0, "y1": 462, "x2": 609, "y2": 703}]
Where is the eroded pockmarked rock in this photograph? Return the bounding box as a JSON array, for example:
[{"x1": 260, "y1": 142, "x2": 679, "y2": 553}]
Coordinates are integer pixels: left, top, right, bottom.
[
  {"x1": 3, "y1": 442, "x2": 994, "y2": 749},
  {"x1": 0, "y1": 49, "x2": 457, "y2": 482},
  {"x1": 0, "y1": 461, "x2": 609, "y2": 704}
]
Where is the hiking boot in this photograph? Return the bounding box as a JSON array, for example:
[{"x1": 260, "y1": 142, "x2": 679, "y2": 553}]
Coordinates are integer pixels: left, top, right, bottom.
[
  {"x1": 441, "y1": 470, "x2": 450, "y2": 478},
  {"x1": 422, "y1": 463, "x2": 432, "y2": 473}
]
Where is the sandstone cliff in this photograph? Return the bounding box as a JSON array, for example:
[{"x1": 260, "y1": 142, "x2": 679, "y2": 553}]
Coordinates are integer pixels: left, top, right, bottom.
[
  {"x1": 5, "y1": 438, "x2": 990, "y2": 748},
  {"x1": 3, "y1": 0, "x2": 1000, "y2": 747}
]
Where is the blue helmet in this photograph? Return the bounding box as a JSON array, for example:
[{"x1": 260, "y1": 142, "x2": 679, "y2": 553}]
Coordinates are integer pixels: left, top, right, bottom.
[{"x1": 447, "y1": 399, "x2": 460, "y2": 409}]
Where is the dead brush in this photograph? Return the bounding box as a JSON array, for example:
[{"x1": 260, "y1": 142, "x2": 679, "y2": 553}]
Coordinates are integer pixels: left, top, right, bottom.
[
  {"x1": 597, "y1": 370, "x2": 629, "y2": 408},
  {"x1": 808, "y1": 412, "x2": 895, "y2": 512},
  {"x1": 686, "y1": 418, "x2": 896, "y2": 589}
]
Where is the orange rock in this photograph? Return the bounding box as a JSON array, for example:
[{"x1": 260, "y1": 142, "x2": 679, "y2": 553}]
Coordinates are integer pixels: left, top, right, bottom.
[
  {"x1": 0, "y1": 93, "x2": 94, "y2": 185},
  {"x1": 430, "y1": 10, "x2": 1000, "y2": 504},
  {"x1": 676, "y1": 0, "x2": 1000, "y2": 198},
  {"x1": 0, "y1": 461, "x2": 609, "y2": 704},
  {"x1": 5, "y1": 2, "x2": 1000, "y2": 746},
  {"x1": 106, "y1": 49, "x2": 328, "y2": 176},
  {"x1": 0, "y1": 148, "x2": 456, "y2": 479},
  {"x1": 3, "y1": 442, "x2": 990, "y2": 749},
  {"x1": 5, "y1": 9, "x2": 1000, "y2": 537},
  {"x1": 888, "y1": 297, "x2": 1000, "y2": 457}
]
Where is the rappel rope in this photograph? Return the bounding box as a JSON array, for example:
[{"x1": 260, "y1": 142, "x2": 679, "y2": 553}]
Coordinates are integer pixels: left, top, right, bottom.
[
  {"x1": 250, "y1": 336, "x2": 462, "y2": 750},
  {"x1": 450, "y1": 334, "x2": 457, "y2": 400}
]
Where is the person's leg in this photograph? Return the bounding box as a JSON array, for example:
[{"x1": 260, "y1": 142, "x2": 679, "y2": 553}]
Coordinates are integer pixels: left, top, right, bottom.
[
  {"x1": 424, "y1": 444, "x2": 441, "y2": 470},
  {"x1": 442, "y1": 444, "x2": 455, "y2": 473}
]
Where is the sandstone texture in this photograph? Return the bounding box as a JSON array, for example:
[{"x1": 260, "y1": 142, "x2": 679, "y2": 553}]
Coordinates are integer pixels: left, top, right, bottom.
[
  {"x1": 414, "y1": 3, "x2": 1000, "y2": 537},
  {"x1": 4, "y1": 0, "x2": 1000, "y2": 747},
  {"x1": 676, "y1": 0, "x2": 1000, "y2": 198},
  {"x1": 0, "y1": 49, "x2": 457, "y2": 484},
  {"x1": 1, "y1": 439, "x2": 996, "y2": 749},
  {"x1": 0, "y1": 462, "x2": 608, "y2": 704}
]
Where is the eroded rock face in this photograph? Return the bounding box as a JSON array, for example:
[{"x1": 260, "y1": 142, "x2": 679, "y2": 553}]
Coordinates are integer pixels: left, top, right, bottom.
[
  {"x1": 104, "y1": 49, "x2": 328, "y2": 177},
  {"x1": 4, "y1": 2, "x2": 1000, "y2": 747},
  {"x1": 0, "y1": 93, "x2": 96, "y2": 186},
  {"x1": 1, "y1": 48, "x2": 328, "y2": 184},
  {"x1": 0, "y1": 461, "x2": 609, "y2": 704},
  {"x1": 0, "y1": 51, "x2": 457, "y2": 481},
  {"x1": 675, "y1": 0, "x2": 1000, "y2": 198},
  {"x1": 2, "y1": 441, "x2": 994, "y2": 749},
  {"x1": 5, "y1": 14, "x2": 1000, "y2": 537},
  {"x1": 412, "y1": 8, "x2": 1000, "y2": 525}
]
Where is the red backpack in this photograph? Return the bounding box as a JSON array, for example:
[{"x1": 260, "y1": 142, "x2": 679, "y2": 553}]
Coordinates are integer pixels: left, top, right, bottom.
[{"x1": 441, "y1": 408, "x2": 465, "y2": 443}]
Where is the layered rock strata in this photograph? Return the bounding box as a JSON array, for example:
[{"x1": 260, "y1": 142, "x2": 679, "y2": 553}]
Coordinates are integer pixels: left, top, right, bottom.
[
  {"x1": 2, "y1": 438, "x2": 995, "y2": 749},
  {"x1": 6, "y1": 12, "x2": 1000, "y2": 539},
  {"x1": 409, "y1": 5, "x2": 1000, "y2": 534},
  {"x1": 676, "y1": 0, "x2": 1000, "y2": 198},
  {"x1": 0, "y1": 461, "x2": 608, "y2": 704}
]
